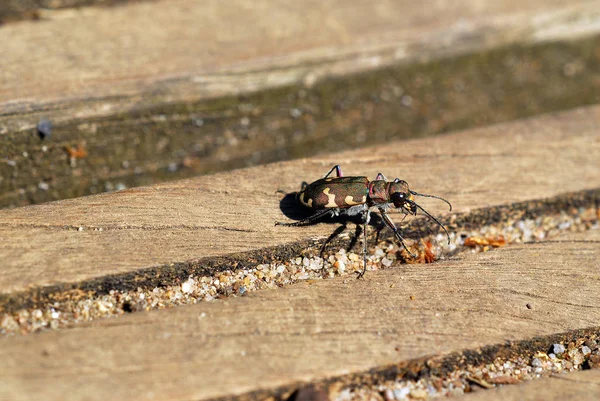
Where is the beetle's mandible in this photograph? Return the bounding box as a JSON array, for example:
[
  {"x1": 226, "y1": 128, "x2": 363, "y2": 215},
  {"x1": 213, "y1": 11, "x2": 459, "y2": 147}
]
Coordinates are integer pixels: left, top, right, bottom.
[{"x1": 276, "y1": 165, "x2": 452, "y2": 278}]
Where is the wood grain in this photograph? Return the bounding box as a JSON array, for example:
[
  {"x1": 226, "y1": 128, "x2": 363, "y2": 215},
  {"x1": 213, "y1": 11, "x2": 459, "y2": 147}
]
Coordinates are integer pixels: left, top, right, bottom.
[
  {"x1": 2, "y1": 0, "x2": 599, "y2": 128},
  {"x1": 458, "y1": 369, "x2": 600, "y2": 401},
  {"x1": 0, "y1": 106, "x2": 599, "y2": 296},
  {"x1": 0, "y1": 229, "x2": 598, "y2": 401},
  {"x1": 3, "y1": 0, "x2": 600, "y2": 210}
]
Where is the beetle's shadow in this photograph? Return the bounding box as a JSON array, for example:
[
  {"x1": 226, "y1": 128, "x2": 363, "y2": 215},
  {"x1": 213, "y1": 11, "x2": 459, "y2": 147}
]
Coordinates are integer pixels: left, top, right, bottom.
[
  {"x1": 278, "y1": 192, "x2": 386, "y2": 255},
  {"x1": 278, "y1": 192, "x2": 313, "y2": 221}
]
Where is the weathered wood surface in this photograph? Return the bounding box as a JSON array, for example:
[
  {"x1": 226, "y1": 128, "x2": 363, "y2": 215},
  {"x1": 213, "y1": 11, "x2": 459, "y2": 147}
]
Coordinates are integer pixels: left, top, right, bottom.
[
  {"x1": 3, "y1": 0, "x2": 599, "y2": 123},
  {"x1": 3, "y1": 0, "x2": 600, "y2": 209},
  {"x1": 459, "y1": 369, "x2": 600, "y2": 401},
  {"x1": 0, "y1": 106, "x2": 599, "y2": 297},
  {"x1": 0, "y1": 229, "x2": 598, "y2": 401}
]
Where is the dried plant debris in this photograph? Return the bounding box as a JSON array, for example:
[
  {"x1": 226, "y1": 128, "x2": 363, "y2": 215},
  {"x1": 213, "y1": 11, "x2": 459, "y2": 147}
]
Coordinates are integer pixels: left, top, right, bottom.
[
  {"x1": 0, "y1": 206, "x2": 598, "y2": 336},
  {"x1": 333, "y1": 337, "x2": 600, "y2": 400},
  {"x1": 463, "y1": 235, "x2": 506, "y2": 249}
]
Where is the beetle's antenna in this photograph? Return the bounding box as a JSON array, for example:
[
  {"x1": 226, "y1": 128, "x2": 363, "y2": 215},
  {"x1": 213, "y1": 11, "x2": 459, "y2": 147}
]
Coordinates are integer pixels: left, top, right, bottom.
[
  {"x1": 410, "y1": 191, "x2": 452, "y2": 211},
  {"x1": 414, "y1": 203, "x2": 451, "y2": 245}
]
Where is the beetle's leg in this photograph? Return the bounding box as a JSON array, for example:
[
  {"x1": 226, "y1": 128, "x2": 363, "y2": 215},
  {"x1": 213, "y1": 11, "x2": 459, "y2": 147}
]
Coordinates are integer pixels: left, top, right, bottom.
[
  {"x1": 275, "y1": 208, "x2": 334, "y2": 227},
  {"x1": 375, "y1": 172, "x2": 388, "y2": 181},
  {"x1": 323, "y1": 165, "x2": 343, "y2": 178},
  {"x1": 356, "y1": 209, "x2": 370, "y2": 279},
  {"x1": 377, "y1": 207, "x2": 416, "y2": 258}
]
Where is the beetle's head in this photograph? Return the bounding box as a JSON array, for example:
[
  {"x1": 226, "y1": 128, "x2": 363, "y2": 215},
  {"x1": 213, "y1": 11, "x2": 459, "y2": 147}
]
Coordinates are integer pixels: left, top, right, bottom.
[
  {"x1": 388, "y1": 179, "x2": 454, "y2": 245},
  {"x1": 388, "y1": 179, "x2": 417, "y2": 215}
]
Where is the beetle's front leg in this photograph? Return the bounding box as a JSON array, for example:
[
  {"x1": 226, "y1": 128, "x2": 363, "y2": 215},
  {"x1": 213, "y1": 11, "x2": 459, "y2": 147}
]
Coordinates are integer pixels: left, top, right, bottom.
[
  {"x1": 377, "y1": 207, "x2": 416, "y2": 257},
  {"x1": 356, "y1": 209, "x2": 370, "y2": 279},
  {"x1": 275, "y1": 208, "x2": 335, "y2": 227},
  {"x1": 323, "y1": 165, "x2": 343, "y2": 178}
]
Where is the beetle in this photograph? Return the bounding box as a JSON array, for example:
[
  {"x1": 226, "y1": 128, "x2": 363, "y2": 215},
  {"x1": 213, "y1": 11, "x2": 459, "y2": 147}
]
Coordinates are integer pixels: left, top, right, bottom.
[{"x1": 276, "y1": 165, "x2": 452, "y2": 278}]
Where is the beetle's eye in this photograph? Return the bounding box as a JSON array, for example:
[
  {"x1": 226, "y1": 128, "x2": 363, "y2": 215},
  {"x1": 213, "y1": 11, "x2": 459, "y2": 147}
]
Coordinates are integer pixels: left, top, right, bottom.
[
  {"x1": 391, "y1": 193, "x2": 405, "y2": 208},
  {"x1": 395, "y1": 193, "x2": 405, "y2": 201}
]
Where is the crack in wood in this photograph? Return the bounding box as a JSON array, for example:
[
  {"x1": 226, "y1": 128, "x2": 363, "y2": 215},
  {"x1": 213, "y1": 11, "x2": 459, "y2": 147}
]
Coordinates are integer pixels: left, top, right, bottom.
[
  {"x1": 214, "y1": 327, "x2": 600, "y2": 401},
  {"x1": 0, "y1": 222, "x2": 256, "y2": 232}
]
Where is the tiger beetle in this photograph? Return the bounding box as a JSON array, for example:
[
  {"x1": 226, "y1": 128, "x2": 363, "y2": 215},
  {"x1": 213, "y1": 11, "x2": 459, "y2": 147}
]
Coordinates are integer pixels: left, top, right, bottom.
[{"x1": 276, "y1": 165, "x2": 452, "y2": 278}]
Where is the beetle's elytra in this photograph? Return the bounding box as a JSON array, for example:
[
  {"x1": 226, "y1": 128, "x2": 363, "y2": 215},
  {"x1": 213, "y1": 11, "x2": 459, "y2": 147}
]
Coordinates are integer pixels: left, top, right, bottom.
[{"x1": 276, "y1": 165, "x2": 452, "y2": 278}]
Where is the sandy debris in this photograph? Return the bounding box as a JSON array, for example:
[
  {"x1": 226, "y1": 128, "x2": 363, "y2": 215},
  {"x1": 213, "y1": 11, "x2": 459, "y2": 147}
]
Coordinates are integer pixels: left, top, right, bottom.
[{"x1": 335, "y1": 337, "x2": 600, "y2": 400}]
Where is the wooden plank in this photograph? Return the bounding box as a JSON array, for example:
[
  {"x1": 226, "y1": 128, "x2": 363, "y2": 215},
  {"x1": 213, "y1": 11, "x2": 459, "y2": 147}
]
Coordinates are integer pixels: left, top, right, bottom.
[
  {"x1": 0, "y1": 106, "x2": 599, "y2": 299},
  {"x1": 0, "y1": 228, "x2": 598, "y2": 401},
  {"x1": 2, "y1": 0, "x2": 600, "y2": 209},
  {"x1": 3, "y1": 0, "x2": 598, "y2": 121},
  {"x1": 458, "y1": 369, "x2": 600, "y2": 401}
]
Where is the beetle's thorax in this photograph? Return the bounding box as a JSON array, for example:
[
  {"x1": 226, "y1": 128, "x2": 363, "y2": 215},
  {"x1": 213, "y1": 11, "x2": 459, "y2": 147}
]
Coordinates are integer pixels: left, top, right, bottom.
[{"x1": 367, "y1": 180, "x2": 390, "y2": 206}]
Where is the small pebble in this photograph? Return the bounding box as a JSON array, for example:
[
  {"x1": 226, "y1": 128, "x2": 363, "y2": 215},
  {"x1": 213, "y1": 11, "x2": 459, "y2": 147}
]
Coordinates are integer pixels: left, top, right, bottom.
[
  {"x1": 290, "y1": 108, "x2": 302, "y2": 118},
  {"x1": 36, "y1": 119, "x2": 52, "y2": 140},
  {"x1": 553, "y1": 344, "x2": 566, "y2": 355},
  {"x1": 393, "y1": 388, "x2": 410, "y2": 400},
  {"x1": 181, "y1": 278, "x2": 195, "y2": 294},
  {"x1": 450, "y1": 387, "x2": 464, "y2": 396},
  {"x1": 409, "y1": 389, "x2": 427, "y2": 399}
]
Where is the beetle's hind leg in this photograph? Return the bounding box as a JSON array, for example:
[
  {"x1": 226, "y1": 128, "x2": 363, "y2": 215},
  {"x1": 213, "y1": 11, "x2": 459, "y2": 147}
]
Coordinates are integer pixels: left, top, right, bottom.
[
  {"x1": 323, "y1": 165, "x2": 343, "y2": 178},
  {"x1": 275, "y1": 208, "x2": 335, "y2": 227}
]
